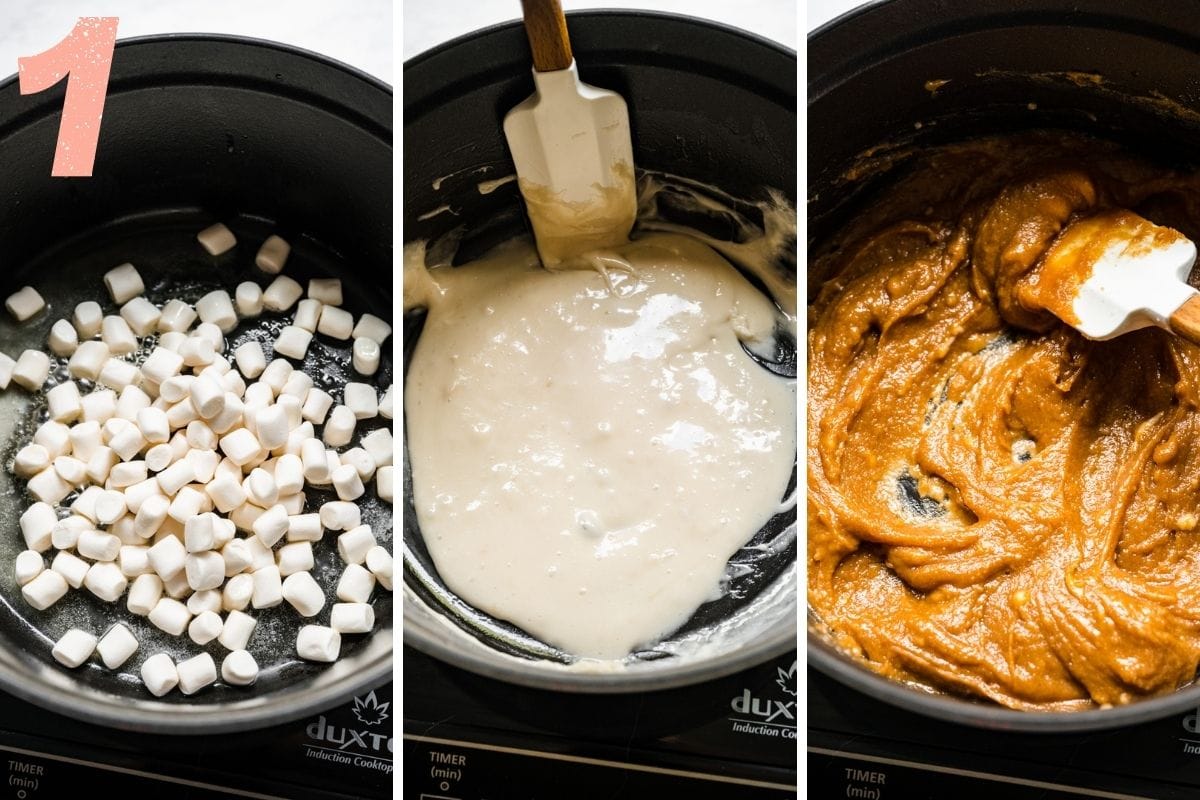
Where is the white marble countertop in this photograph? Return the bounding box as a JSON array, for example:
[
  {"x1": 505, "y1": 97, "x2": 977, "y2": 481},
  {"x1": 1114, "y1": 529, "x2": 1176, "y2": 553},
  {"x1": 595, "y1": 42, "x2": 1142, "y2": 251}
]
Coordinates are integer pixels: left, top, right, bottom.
[
  {"x1": 0, "y1": 0, "x2": 392, "y2": 84},
  {"x1": 404, "y1": 1, "x2": 797, "y2": 60}
]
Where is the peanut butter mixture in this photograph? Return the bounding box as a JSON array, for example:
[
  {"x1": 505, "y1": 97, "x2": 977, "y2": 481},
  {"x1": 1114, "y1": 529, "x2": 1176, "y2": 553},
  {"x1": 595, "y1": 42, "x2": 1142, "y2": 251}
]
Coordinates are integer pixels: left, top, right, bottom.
[{"x1": 808, "y1": 132, "x2": 1200, "y2": 710}]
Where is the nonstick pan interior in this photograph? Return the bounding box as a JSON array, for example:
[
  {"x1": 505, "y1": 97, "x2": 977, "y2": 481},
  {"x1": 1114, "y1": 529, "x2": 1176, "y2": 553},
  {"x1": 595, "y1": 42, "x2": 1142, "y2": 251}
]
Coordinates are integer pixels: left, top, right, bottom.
[{"x1": 0, "y1": 36, "x2": 392, "y2": 732}]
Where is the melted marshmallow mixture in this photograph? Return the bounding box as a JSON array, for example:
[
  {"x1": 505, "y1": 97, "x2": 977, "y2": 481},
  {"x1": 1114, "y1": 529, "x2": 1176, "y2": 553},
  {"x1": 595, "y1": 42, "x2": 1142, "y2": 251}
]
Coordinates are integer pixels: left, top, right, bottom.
[{"x1": 404, "y1": 232, "x2": 795, "y2": 659}]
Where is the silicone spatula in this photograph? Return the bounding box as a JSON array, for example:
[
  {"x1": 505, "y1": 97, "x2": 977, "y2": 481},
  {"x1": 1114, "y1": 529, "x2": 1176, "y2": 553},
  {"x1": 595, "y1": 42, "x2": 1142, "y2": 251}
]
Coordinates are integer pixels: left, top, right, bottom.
[
  {"x1": 503, "y1": 0, "x2": 637, "y2": 267},
  {"x1": 1037, "y1": 210, "x2": 1200, "y2": 343}
]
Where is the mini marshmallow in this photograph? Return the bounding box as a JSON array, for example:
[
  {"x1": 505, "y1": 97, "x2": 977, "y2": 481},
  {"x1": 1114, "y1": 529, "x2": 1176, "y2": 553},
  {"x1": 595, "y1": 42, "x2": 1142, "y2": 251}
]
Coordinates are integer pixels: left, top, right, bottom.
[
  {"x1": 184, "y1": 513, "x2": 217, "y2": 552},
  {"x1": 230, "y1": 502, "x2": 265, "y2": 533},
  {"x1": 186, "y1": 422, "x2": 220, "y2": 453},
  {"x1": 331, "y1": 602, "x2": 375, "y2": 634},
  {"x1": 185, "y1": 552, "x2": 225, "y2": 591},
  {"x1": 222, "y1": 650, "x2": 259, "y2": 686},
  {"x1": 234, "y1": 341, "x2": 266, "y2": 379},
  {"x1": 0, "y1": 352, "x2": 12, "y2": 390},
  {"x1": 162, "y1": 567, "x2": 193, "y2": 599},
  {"x1": 263, "y1": 275, "x2": 303, "y2": 312},
  {"x1": 307, "y1": 277, "x2": 342, "y2": 305},
  {"x1": 294, "y1": 298, "x2": 322, "y2": 332},
  {"x1": 352, "y1": 313, "x2": 391, "y2": 345},
  {"x1": 317, "y1": 305, "x2": 353, "y2": 339},
  {"x1": 156, "y1": 458, "x2": 195, "y2": 496},
  {"x1": 52, "y1": 554, "x2": 89, "y2": 593},
  {"x1": 323, "y1": 405, "x2": 356, "y2": 447},
  {"x1": 277, "y1": 541, "x2": 314, "y2": 576},
  {"x1": 251, "y1": 565, "x2": 283, "y2": 609},
  {"x1": 284, "y1": 422, "x2": 314, "y2": 456},
  {"x1": 361, "y1": 428, "x2": 394, "y2": 469},
  {"x1": 93, "y1": 487, "x2": 128, "y2": 523},
  {"x1": 219, "y1": 428, "x2": 262, "y2": 466},
  {"x1": 158, "y1": 298, "x2": 197, "y2": 333},
  {"x1": 78, "y1": 529, "x2": 121, "y2": 561},
  {"x1": 213, "y1": 516, "x2": 236, "y2": 548},
  {"x1": 246, "y1": 467, "x2": 279, "y2": 507},
  {"x1": 49, "y1": 319, "x2": 79, "y2": 356},
  {"x1": 286, "y1": 513, "x2": 322, "y2": 543},
  {"x1": 46, "y1": 382, "x2": 83, "y2": 425},
  {"x1": 196, "y1": 290, "x2": 237, "y2": 333},
  {"x1": 149, "y1": 597, "x2": 192, "y2": 636},
  {"x1": 159, "y1": 375, "x2": 194, "y2": 404},
  {"x1": 124, "y1": 477, "x2": 163, "y2": 517},
  {"x1": 209, "y1": 393, "x2": 245, "y2": 434},
  {"x1": 189, "y1": 374, "x2": 226, "y2": 420},
  {"x1": 121, "y1": 296, "x2": 161, "y2": 337},
  {"x1": 53, "y1": 455, "x2": 87, "y2": 486},
  {"x1": 222, "y1": 573, "x2": 253, "y2": 611},
  {"x1": 74, "y1": 300, "x2": 103, "y2": 338},
  {"x1": 109, "y1": 460, "x2": 147, "y2": 488},
  {"x1": 13, "y1": 349, "x2": 51, "y2": 391},
  {"x1": 68, "y1": 340, "x2": 110, "y2": 381},
  {"x1": 179, "y1": 336, "x2": 216, "y2": 368},
  {"x1": 280, "y1": 370, "x2": 313, "y2": 402},
  {"x1": 141, "y1": 347, "x2": 184, "y2": 386},
  {"x1": 219, "y1": 609, "x2": 257, "y2": 650},
  {"x1": 194, "y1": 322, "x2": 225, "y2": 353},
  {"x1": 301, "y1": 438, "x2": 330, "y2": 484},
  {"x1": 51, "y1": 516, "x2": 89, "y2": 551},
  {"x1": 80, "y1": 391, "x2": 117, "y2": 426},
  {"x1": 119, "y1": 545, "x2": 152, "y2": 577},
  {"x1": 252, "y1": 504, "x2": 289, "y2": 548},
  {"x1": 110, "y1": 515, "x2": 142, "y2": 546},
  {"x1": 341, "y1": 448, "x2": 376, "y2": 482},
  {"x1": 102, "y1": 417, "x2": 131, "y2": 446},
  {"x1": 168, "y1": 486, "x2": 206, "y2": 522},
  {"x1": 273, "y1": 325, "x2": 312, "y2": 360},
  {"x1": 98, "y1": 358, "x2": 140, "y2": 392},
  {"x1": 222, "y1": 539, "x2": 254, "y2": 578},
  {"x1": 259, "y1": 359, "x2": 293, "y2": 394},
  {"x1": 127, "y1": 573, "x2": 163, "y2": 615},
  {"x1": 136, "y1": 406, "x2": 171, "y2": 445},
  {"x1": 252, "y1": 407, "x2": 287, "y2": 452},
  {"x1": 296, "y1": 625, "x2": 341, "y2": 662},
  {"x1": 273, "y1": 453, "x2": 304, "y2": 496},
  {"x1": 343, "y1": 383, "x2": 378, "y2": 420},
  {"x1": 197, "y1": 222, "x2": 237, "y2": 256},
  {"x1": 84, "y1": 562, "x2": 128, "y2": 602},
  {"x1": 352, "y1": 337, "x2": 381, "y2": 376},
  {"x1": 14, "y1": 444, "x2": 50, "y2": 478},
  {"x1": 188, "y1": 610, "x2": 223, "y2": 645},
  {"x1": 332, "y1": 464, "x2": 365, "y2": 502},
  {"x1": 26, "y1": 565, "x2": 71, "y2": 609},
  {"x1": 319, "y1": 501, "x2": 361, "y2": 532},
  {"x1": 377, "y1": 465, "x2": 394, "y2": 504},
  {"x1": 115, "y1": 385, "x2": 151, "y2": 421},
  {"x1": 70, "y1": 421, "x2": 103, "y2": 460},
  {"x1": 104, "y1": 263, "x2": 144, "y2": 304},
  {"x1": 108, "y1": 423, "x2": 147, "y2": 462},
  {"x1": 6, "y1": 286, "x2": 45, "y2": 322},
  {"x1": 336, "y1": 563, "x2": 376, "y2": 604},
  {"x1": 256, "y1": 234, "x2": 291, "y2": 274},
  {"x1": 177, "y1": 652, "x2": 217, "y2": 695},
  {"x1": 206, "y1": 473, "x2": 247, "y2": 514},
  {"x1": 165, "y1": 398, "x2": 199, "y2": 430},
  {"x1": 101, "y1": 315, "x2": 138, "y2": 355},
  {"x1": 15, "y1": 550, "x2": 44, "y2": 586},
  {"x1": 279, "y1": 492, "x2": 305, "y2": 516},
  {"x1": 141, "y1": 653, "x2": 179, "y2": 697},
  {"x1": 276, "y1": 393, "x2": 303, "y2": 431},
  {"x1": 300, "y1": 388, "x2": 333, "y2": 425},
  {"x1": 378, "y1": 385, "x2": 393, "y2": 420},
  {"x1": 35, "y1": 420, "x2": 72, "y2": 457},
  {"x1": 282, "y1": 570, "x2": 325, "y2": 617},
  {"x1": 52, "y1": 629, "x2": 98, "y2": 668},
  {"x1": 28, "y1": 467, "x2": 72, "y2": 504},
  {"x1": 147, "y1": 534, "x2": 187, "y2": 579},
  {"x1": 187, "y1": 588, "x2": 222, "y2": 615},
  {"x1": 97, "y1": 624, "x2": 139, "y2": 669}
]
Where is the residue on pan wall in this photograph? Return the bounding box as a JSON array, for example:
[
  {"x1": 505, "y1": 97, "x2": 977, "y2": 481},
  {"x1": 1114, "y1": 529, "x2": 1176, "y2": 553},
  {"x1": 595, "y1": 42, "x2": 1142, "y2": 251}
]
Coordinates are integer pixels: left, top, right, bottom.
[
  {"x1": 416, "y1": 204, "x2": 456, "y2": 222},
  {"x1": 431, "y1": 164, "x2": 494, "y2": 192},
  {"x1": 923, "y1": 78, "x2": 951, "y2": 96},
  {"x1": 477, "y1": 174, "x2": 517, "y2": 195}
]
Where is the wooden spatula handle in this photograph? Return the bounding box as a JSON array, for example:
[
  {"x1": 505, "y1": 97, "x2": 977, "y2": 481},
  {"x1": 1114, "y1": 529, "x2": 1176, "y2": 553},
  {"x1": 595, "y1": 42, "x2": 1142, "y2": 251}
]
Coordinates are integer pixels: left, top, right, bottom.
[
  {"x1": 1169, "y1": 294, "x2": 1200, "y2": 345},
  {"x1": 521, "y1": 0, "x2": 573, "y2": 72}
]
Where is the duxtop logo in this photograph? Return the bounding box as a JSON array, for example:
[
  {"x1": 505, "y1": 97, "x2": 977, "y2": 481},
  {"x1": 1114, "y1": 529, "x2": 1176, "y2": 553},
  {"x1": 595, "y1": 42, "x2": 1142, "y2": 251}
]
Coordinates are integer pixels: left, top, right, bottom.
[{"x1": 729, "y1": 658, "x2": 798, "y2": 738}]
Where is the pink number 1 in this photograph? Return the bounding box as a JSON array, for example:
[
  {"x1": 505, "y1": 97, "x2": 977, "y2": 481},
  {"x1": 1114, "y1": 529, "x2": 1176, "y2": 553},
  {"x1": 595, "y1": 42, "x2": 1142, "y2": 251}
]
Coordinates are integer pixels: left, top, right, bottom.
[{"x1": 18, "y1": 17, "x2": 119, "y2": 178}]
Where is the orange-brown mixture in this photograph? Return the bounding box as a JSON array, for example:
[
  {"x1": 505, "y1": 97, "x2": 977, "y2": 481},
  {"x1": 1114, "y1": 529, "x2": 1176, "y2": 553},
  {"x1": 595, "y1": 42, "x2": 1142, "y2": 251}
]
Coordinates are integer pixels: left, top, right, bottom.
[{"x1": 808, "y1": 132, "x2": 1200, "y2": 710}]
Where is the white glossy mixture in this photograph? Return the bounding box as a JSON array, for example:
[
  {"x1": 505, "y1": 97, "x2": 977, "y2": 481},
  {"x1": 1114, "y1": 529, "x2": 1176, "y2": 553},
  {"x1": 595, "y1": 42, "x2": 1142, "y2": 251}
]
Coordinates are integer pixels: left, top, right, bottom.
[{"x1": 404, "y1": 232, "x2": 795, "y2": 659}]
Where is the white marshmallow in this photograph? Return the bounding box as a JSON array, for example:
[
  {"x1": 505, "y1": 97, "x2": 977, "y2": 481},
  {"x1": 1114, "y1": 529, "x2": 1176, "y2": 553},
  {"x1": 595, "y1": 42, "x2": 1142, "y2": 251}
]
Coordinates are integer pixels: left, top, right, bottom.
[
  {"x1": 323, "y1": 405, "x2": 356, "y2": 447},
  {"x1": 340, "y1": 447, "x2": 376, "y2": 482},
  {"x1": 284, "y1": 421, "x2": 314, "y2": 456},
  {"x1": 98, "y1": 358, "x2": 140, "y2": 392},
  {"x1": 73, "y1": 300, "x2": 103, "y2": 338},
  {"x1": 273, "y1": 325, "x2": 312, "y2": 360},
  {"x1": 378, "y1": 384, "x2": 393, "y2": 420},
  {"x1": 294, "y1": 298, "x2": 322, "y2": 332},
  {"x1": 189, "y1": 374, "x2": 225, "y2": 420},
  {"x1": 331, "y1": 602, "x2": 375, "y2": 634},
  {"x1": 196, "y1": 290, "x2": 237, "y2": 333},
  {"x1": 280, "y1": 370, "x2": 313, "y2": 401},
  {"x1": 147, "y1": 534, "x2": 187, "y2": 579},
  {"x1": 263, "y1": 275, "x2": 303, "y2": 312},
  {"x1": 85, "y1": 447, "x2": 119, "y2": 485},
  {"x1": 279, "y1": 492, "x2": 305, "y2": 516},
  {"x1": 343, "y1": 383, "x2": 378, "y2": 419},
  {"x1": 94, "y1": 490, "x2": 127, "y2": 525},
  {"x1": 141, "y1": 653, "x2": 179, "y2": 697},
  {"x1": 178, "y1": 336, "x2": 216, "y2": 368},
  {"x1": 338, "y1": 527, "x2": 378, "y2": 565},
  {"x1": 256, "y1": 235, "x2": 291, "y2": 274},
  {"x1": 300, "y1": 438, "x2": 330, "y2": 484},
  {"x1": 27, "y1": 467, "x2": 72, "y2": 504},
  {"x1": 188, "y1": 610, "x2": 223, "y2": 645},
  {"x1": 165, "y1": 398, "x2": 199, "y2": 430},
  {"x1": 162, "y1": 567, "x2": 193, "y2": 599},
  {"x1": 121, "y1": 296, "x2": 161, "y2": 337},
  {"x1": 251, "y1": 565, "x2": 283, "y2": 609},
  {"x1": 49, "y1": 319, "x2": 79, "y2": 356},
  {"x1": 51, "y1": 551, "x2": 90, "y2": 591},
  {"x1": 184, "y1": 513, "x2": 217, "y2": 552},
  {"x1": 116, "y1": 385, "x2": 152, "y2": 422},
  {"x1": 35, "y1": 420, "x2": 72, "y2": 456},
  {"x1": 52, "y1": 514, "x2": 91, "y2": 548},
  {"x1": 259, "y1": 359, "x2": 293, "y2": 394},
  {"x1": 209, "y1": 392, "x2": 245, "y2": 434},
  {"x1": 296, "y1": 625, "x2": 341, "y2": 662},
  {"x1": 252, "y1": 406, "x2": 288, "y2": 451},
  {"x1": 219, "y1": 428, "x2": 262, "y2": 466},
  {"x1": 197, "y1": 222, "x2": 236, "y2": 256},
  {"x1": 78, "y1": 529, "x2": 121, "y2": 561},
  {"x1": 245, "y1": 467, "x2": 279, "y2": 507},
  {"x1": 282, "y1": 570, "x2": 325, "y2": 617},
  {"x1": 127, "y1": 573, "x2": 163, "y2": 615},
  {"x1": 97, "y1": 624, "x2": 139, "y2": 669},
  {"x1": 274, "y1": 454, "x2": 305, "y2": 496},
  {"x1": 52, "y1": 629, "x2": 98, "y2": 668},
  {"x1": 352, "y1": 337, "x2": 381, "y2": 376},
  {"x1": 222, "y1": 572, "x2": 254, "y2": 609},
  {"x1": 352, "y1": 313, "x2": 391, "y2": 345},
  {"x1": 15, "y1": 550, "x2": 44, "y2": 586},
  {"x1": 0, "y1": 351, "x2": 12, "y2": 390},
  {"x1": 124, "y1": 477, "x2": 163, "y2": 517},
  {"x1": 84, "y1": 561, "x2": 128, "y2": 602},
  {"x1": 277, "y1": 541, "x2": 314, "y2": 576},
  {"x1": 336, "y1": 563, "x2": 376, "y2": 603},
  {"x1": 361, "y1": 427, "x2": 394, "y2": 468},
  {"x1": 69, "y1": 421, "x2": 103, "y2": 460},
  {"x1": 13, "y1": 349, "x2": 51, "y2": 391},
  {"x1": 186, "y1": 421, "x2": 219, "y2": 453},
  {"x1": 231, "y1": 281, "x2": 263, "y2": 319},
  {"x1": 234, "y1": 341, "x2": 266, "y2": 378},
  {"x1": 6, "y1": 286, "x2": 45, "y2": 322},
  {"x1": 137, "y1": 406, "x2": 171, "y2": 445},
  {"x1": 157, "y1": 299, "x2": 197, "y2": 333},
  {"x1": 194, "y1": 322, "x2": 225, "y2": 353},
  {"x1": 206, "y1": 474, "x2": 246, "y2": 515},
  {"x1": 68, "y1": 340, "x2": 110, "y2": 381},
  {"x1": 141, "y1": 347, "x2": 184, "y2": 386},
  {"x1": 230, "y1": 501, "x2": 266, "y2": 533},
  {"x1": 319, "y1": 501, "x2": 361, "y2": 532},
  {"x1": 213, "y1": 516, "x2": 236, "y2": 548},
  {"x1": 187, "y1": 588, "x2": 222, "y2": 615},
  {"x1": 101, "y1": 315, "x2": 138, "y2": 355},
  {"x1": 53, "y1": 455, "x2": 87, "y2": 486},
  {"x1": 185, "y1": 552, "x2": 225, "y2": 591},
  {"x1": 110, "y1": 515, "x2": 142, "y2": 546},
  {"x1": 308, "y1": 277, "x2": 342, "y2": 306},
  {"x1": 317, "y1": 305, "x2": 354, "y2": 339},
  {"x1": 221, "y1": 650, "x2": 259, "y2": 686},
  {"x1": 332, "y1": 464, "x2": 365, "y2": 501},
  {"x1": 159, "y1": 375, "x2": 194, "y2": 404},
  {"x1": 109, "y1": 460, "x2": 147, "y2": 488},
  {"x1": 219, "y1": 609, "x2": 257, "y2": 650},
  {"x1": 286, "y1": 512, "x2": 322, "y2": 543},
  {"x1": 376, "y1": 465, "x2": 394, "y2": 504},
  {"x1": 167, "y1": 486, "x2": 206, "y2": 522},
  {"x1": 300, "y1": 388, "x2": 333, "y2": 425},
  {"x1": 252, "y1": 503, "x2": 289, "y2": 548},
  {"x1": 119, "y1": 545, "x2": 152, "y2": 577},
  {"x1": 14, "y1": 444, "x2": 49, "y2": 478},
  {"x1": 25, "y1": 565, "x2": 70, "y2": 608},
  {"x1": 104, "y1": 263, "x2": 144, "y2": 304},
  {"x1": 149, "y1": 597, "x2": 191, "y2": 635},
  {"x1": 177, "y1": 652, "x2": 217, "y2": 695},
  {"x1": 156, "y1": 458, "x2": 195, "y2": 496},
  {"x1": 108, "y1": 423, "x2": 147, "y2": 461},
  {"x1": 277, "y1": 393, "x2": 303, "y2": 431}
]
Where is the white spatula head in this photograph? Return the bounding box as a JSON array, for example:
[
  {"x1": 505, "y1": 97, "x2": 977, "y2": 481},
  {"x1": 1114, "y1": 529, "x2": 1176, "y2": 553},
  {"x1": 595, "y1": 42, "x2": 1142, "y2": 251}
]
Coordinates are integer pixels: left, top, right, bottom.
[{"x1": 504, "y1": 63, "x2": 637, "y2": 267}]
